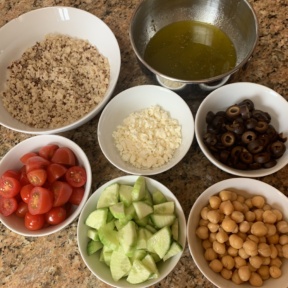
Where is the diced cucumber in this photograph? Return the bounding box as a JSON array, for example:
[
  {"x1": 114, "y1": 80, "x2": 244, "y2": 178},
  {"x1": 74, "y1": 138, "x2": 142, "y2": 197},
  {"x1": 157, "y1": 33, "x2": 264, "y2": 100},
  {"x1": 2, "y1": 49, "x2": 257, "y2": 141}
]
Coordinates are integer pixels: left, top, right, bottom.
[
  {"x1": 150, "y1": 214, "x2": 176, "y2": 229},
  {"x1": 150, "y1": 252, "x2": 161, "y2": 263},
  {"x1": 142, "y1": 254, "x2": 159, "y2": 279},
  {"x1": 85, "y1": 208, "x2": 108, "y2": 230},
  {"x1": 119, "y1": 184, "x2": 133, "y2": 207},
  {"x1": 87, "y1": 240, "x2": 103, "y2": 255},
  {"x1": 134, "y1": 215, "x2": 149, "y2": 227},
  {"x1": 171, "y1": 218, "x2": 179, "y2": 241},
  {"x1": 127, "y1": 259, "x2": 152, "y2": 284},
  {"x1": 143, "y1": 189, "x2": 153, "y2": 205},
  {"x1": 136, "y1": 227, "x2": 151, "y2": 250},
  {"x1": 131, "y1": 176, "x2": 146, "y2": 201},
  {"x1": 118, "y1": 205, "x2": 135, "y2": 227},
  {"x1": 87, "y1": 228, "x2": 99, "y2": 241},
  {"x1": 130, "y1": 249, "x2": 147, "y2": 262},
  {"x1": 163, "y1": 241, "x2": 183, "y2": 262},
  {"x1": 153, "y1": 201, "x2": 175, "y2": 214},
  {"x1": 109, "y1": 202, "x2": 125, "y2": 219},
  {"x1": 98, "y1": 224, "x2": 119, "y2": 250},
  {"x1": 118, "y1": 221, "x2": 138, "y2": 256},
  {"x1": 110, "y1": 248, "x2": 132, "y2": 281},
  {"x1": 152, "y1": 190, "x2": 167, "y2": 204},
  {"x1": 102, "y1": 250, "x2": 113, "y2": 267},
  {"x1": 97, "y1": 183, "x2": 119, "y2": 208},
  {"x1": 145, "y1": 224, "x2": 157, "y2": 234},
  {"x1": 133, "y1": 201, "x2": 153, "y2": 219},
  {"x1": 147, "y1": 226, "x2": 172, "y2": 259}
]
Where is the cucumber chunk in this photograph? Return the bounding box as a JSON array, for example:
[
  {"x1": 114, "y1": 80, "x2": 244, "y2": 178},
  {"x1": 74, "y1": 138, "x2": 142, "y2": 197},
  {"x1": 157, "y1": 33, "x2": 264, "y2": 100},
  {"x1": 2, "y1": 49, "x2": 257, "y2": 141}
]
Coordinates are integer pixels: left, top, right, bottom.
[
  {"x1": 163, "y1": 241, "x2": 183, "y2": 262},
  {"x1": 98, "y1": 224, "x2": 119, "y2": 250},
  {"x1": 119, "y1": 184, "x2": 133, "y2": 207},
  {"x1": 97, "y1": 183, "x2": 119, "y2": 208},
  {"x1": 150, "y1": 214, "x2": 176, "y2": 229},
  {"x1": 127, "y1": 259, "x2": 152, "y2": 284},
  {"x1": 153, "y1": 201, "x2": 175, "y2": 214},
  {"x1": 109, "y1": 202, "x2": 125, "y2": 219},
  {"x1": 85, "y1": 208, "x2": 108, "y2": 230},
  {"x1": 87, "y1": 240, "x2": 103, "y2": 255},
  {"x1": 87, "y1": 228, "x2": 99, "y2": 241},
  {"x1": 142, "y1": 254, "x2": 159, "y2": 279},
  {"x1": 110, "y1": 248, "x2": 132, "y2": 281},
  {"x1": 133, "y1": 201, "x2": 153, "y2": 219},
  {"x1": 152, "y1": 190, "x2": 167, "y2": 204},
  {"x1": 131, "y1": 176, "x2": 146, "y2": 201},
  {"x1": 171, "y1": 218, "x2": 179, "y2": 241},
  {"x1": 118, "y1": 221, "x2": 138, "y2": 256}
]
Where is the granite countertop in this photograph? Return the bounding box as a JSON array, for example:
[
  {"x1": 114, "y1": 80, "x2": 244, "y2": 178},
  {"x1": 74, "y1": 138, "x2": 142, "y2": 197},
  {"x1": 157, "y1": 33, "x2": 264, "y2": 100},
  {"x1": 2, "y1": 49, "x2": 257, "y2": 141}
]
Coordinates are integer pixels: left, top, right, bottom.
[{"x1": 0, "y1": 1, "x2": 287, "y2": 287}]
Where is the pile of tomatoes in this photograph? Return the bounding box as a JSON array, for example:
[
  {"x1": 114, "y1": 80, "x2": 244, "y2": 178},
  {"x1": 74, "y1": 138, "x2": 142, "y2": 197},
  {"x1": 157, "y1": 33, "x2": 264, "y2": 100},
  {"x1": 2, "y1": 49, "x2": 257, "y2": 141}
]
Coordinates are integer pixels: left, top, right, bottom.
[{"x1": 0, "y1": 144, "x2": 87, "y2": 231}]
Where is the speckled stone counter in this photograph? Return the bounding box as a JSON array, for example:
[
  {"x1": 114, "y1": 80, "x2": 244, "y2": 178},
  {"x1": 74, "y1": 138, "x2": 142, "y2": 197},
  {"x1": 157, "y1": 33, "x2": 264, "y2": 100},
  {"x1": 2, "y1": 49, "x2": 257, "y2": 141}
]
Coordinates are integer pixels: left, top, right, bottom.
[{"x1": 0, "y1": 1, "x2": 287, "y2": 287}]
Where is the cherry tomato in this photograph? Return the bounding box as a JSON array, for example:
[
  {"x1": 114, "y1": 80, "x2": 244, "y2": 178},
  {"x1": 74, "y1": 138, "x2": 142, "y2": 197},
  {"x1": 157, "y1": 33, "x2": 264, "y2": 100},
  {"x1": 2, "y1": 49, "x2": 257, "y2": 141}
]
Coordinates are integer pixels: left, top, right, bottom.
[
  {"x1": 20, "y1": 152, "x2": 38, "y2": 164},
  {"x1": 28, "y1": 187, "x2": 53, "y2": 215},
  {"x1": 19, "y1": 166, "x2": 30, "y2": 186},
  {"x1": 15, "y1": 201, "x2": 28, "y2": 218},
  {"x1": 20, "y1": 184, "x2": 34, "y2": 203},
  {"x1": 24, "y1": 212, "x2": 45, "y2": 230},
  {"x1": 0, "y1": 196, "x2": 18, "y2": 216},
  {"x1": 45, "y1": 206, "x2": 67, "y2": 225},
  {"x1": 69, "y1": 187, "x2": 85, "y2": 205},
  {"x1": 25, "y1": 156, "x2": 50, "y2": 173},
  {"x1": 51, "y1": 147, "x2": 76, "y2": 166},
  {"x1": 27, "y1": 169, "x2": 47, "y2": 187},
  {"x1": 2, "y1": 169, "x2": 21, "y2": 180},
  {"x1": 65, "y1": 166, "x2": 87, "y2": 188},
  {"x1": 0, "y1": 176, "x2": 21, "y2": 198},
  {"x1": 46, "y1": 163, "x2": 67, "y2": 183},
  {"x1": 39, "y1": 144, "x2": 59, "y2": 160},
  {"x1": 50, "y1": 181, "x2": 73, "y2": 207}
]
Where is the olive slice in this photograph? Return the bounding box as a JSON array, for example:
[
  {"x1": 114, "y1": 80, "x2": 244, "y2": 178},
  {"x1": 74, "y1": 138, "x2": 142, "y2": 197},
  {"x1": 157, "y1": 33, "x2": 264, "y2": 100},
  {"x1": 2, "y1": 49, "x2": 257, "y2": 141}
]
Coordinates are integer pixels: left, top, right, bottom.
[
  {"x1": 247, "y1": 139, "x2": 264, "y2": 154},
  {"x1": 263, "y1": 160, "x2": 277, "y2": 168},
  {"x1": 270, "y1": 141, "x2": 286, "y2": 158},
  {"x1": 238, "y1": 99, "x2": 254, "y2": 111},
  {"x1": 245, "y1": 118, "x2": 257, "y2": 130},
  {"x1": 240, "y1": 148, "x2": 253, "y2": 164},
  {"x1": 226, "y1": 105, "x2": 240, "y2": 118},
  {"x1": 255, "y1": 121, "x2": 269, "y2": 133},
  {"x1": 239, "y1": 105, "x2": 251, "y2": 120},
  {"x1": 254, "y1": 152, "x2": 271, "y2": 164},
  {"x1": 241, "y1": 131, "x2": 257, "y2": 144},
  {"x1": 252, "y1": 110, "x2": 271, "y2": 123},
  {"x1": 221, "y1": 132, "x2": 235, "y2": 147},
  {"x1": 203, "y1": 133, "x2": 218, "y2": 146},
  {"x1": 206, "y1": 111, "x2": 215, "y2": 124}
]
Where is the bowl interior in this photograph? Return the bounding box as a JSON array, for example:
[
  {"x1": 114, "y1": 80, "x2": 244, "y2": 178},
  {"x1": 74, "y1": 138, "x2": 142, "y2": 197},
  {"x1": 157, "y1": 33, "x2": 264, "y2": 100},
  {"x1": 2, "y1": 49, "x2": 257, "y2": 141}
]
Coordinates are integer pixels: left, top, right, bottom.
[
  {"x1": 130, "y1": 0, "x2": 258, "y2": 82},
  {"x1": 187, "y1": 178, "x2": 288, "y2": 288},
  {"x1": 195, "y1": 82, "x2": 288, "y2": 177},
  {"x1": 0, "y1": 6, "x2": 120, "y2": 134},
  {"x1": 0, "y1": 135, "x2": 92, "y2": 237},
  {"x1": 77, "y1": 175, "x2": 186, "y2": 288},
  {"x1": 97, "y1": 85, "x2": 194, "y2": 175}
]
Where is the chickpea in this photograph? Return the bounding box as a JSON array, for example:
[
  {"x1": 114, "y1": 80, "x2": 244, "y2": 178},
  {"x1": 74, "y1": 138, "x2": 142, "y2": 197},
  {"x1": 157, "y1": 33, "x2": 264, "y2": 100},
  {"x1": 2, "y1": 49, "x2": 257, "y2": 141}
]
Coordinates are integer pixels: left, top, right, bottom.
[
  {"x1": 219, "y1": 200, "x2": 234, "y2": 216},
  {"x1": 207, "y1": 222, "x2": 219, "y2": 233},
  {"x1": 219, "y1": 190, "x2": 237, "y2": 201},
  {"x1": 209, "y1": 259, "x2": 223, "y2": 273},
  {"x1": 200, "y1": 206, "x2": 210, "y2": 220},
  {"x1": 282, "y1": 243, "x2": 288, "y2": 258},
  {"x1": 249, "y1": 272, "x2": 263, "y2": 287},
  {"x1": 276, "y1": 220, "x2": 288, "y2": 233},
  {"x1": 207, "y1": 210, "x2": 221, "y2": 224},
  {"x1": 245, "y1": 211, "x2": 256, "y2": 222},
  {"x1": 215, "y1": 228, "x2": 228, "y2": 244},
  {"x1": 237, "y1": 231, "x2": 247, "y2": 241},
  {"x1": 276, "y1": 244, "x2": 284, "y2": 257},
  {"x1": 267, "y1": 233, "x2": 279, "y2": 245},
  {"x1": 231, "y1": 269, "x2": 243, "y2": 284},
  {"x1": 238, "y1": 265, "x2": 251, "y2": 282},
  {"x1": 251, "y1": 221, "x2": 268, "y2": 237},
  {"x1": 204, "y1": 248, "x2": 218, "y2": 261},
  {"x1": 234, "y1": 256, "x2": 247, "y2": 268},
  {"x1": 258, "y1": 236, "x2": 266, "y2": 243},
  {"x1": 221, "y1": 268, "x2": 232, "y2": 280},
  {"x1": 262, "y1": 210, "x2": 277, "y2": 224},
  {"x1": 270, "y1": 244, "x2": 278, "y2": 259},
  {"x1": 231, "y1": 211, "x2": 244, "y2": 223},
  {"x1": 233, "y1": 200, "x2": 245, "y2": 212},
  {"x1": 209, "y1": 195, "x2": 221, "y2": 209},
  {"x1": 248, "y1": 234, "x2": 260, "y2": 244},
  {"x1": 213, "y1": 240, "x2": 226, "y2": 255},
  {"x1": 238, "y1": 248, "x2": 249, "y2": 259},
  {"x1": 227, "y1": 246, "x2": 238, "y2": 257},
  {"x1": 221, "y1": 217, "x2": 238, "y2": 233},
  {"x1": 196, "y1": 226, "x2": 209, "y2": 239},
  {"x1": 243, "y1": 239, "x2": 258, "y2": 256},
  {"x1": 251, "y1": 195, "x2": 266, "y2": 209},
  {"x1": 248, "y1": 262, "x2": 257, "y2": 272},
  {"x1": 239, "y1": 221, "x2": 250, "y2": 233},
  {"x1": 237, "y1": 194, "x2": 245, "y2": 203},
  {"x1": 269, "y1": 265, "x2": 282, "y2": 279},
  {"x1": 254, "y1": 209, "x2": 264, "y2": 221},
  {"x1": 242, "y1": 203, "x2": 249, "y2": 214},
  {"x1": 270, "y1": 257, "x2": 282, "y2": 268},
  {"x1": 221, "y1": 255, "x2": 235, "y2": 270},
  {"x1": 279, "y1": 235, "x2": 288, "y2": 245},
  {"x1": 202, "y1": 239, "x2": 212, "y2": 250},
  {"x1": 257, "y1": 265, "x2": 270, "y2": 280},
  {"x1": 263, "y1": 204, "x2": 271, "y2": 211},
  {"x1": 229, "y1": 234, "x2": 243, "y2": 250},
  {"x1": 272, "y1": 209, "x2": 283, "y2": 221},
  {"x1": 258, "y1": 242, "x2": 271, "y2": 257},
  {"x1": 245, "y1": 198, "x2": 253, "y2": 209},
  {"x1": 261, "y1": 256, "x2": 271, "y2": 265},
  {"x1": 198, "y1": 219, "x2": 209, "y2": 226},
  {"x1": 249, "y1": 255, "x2": 263, "y2": 269},
  {"x1": 266, "y1": 224, "x2": 277, "y2": 237},
  {"x1": 209, "y1": 232, "x2": 217, "y2": 242}
]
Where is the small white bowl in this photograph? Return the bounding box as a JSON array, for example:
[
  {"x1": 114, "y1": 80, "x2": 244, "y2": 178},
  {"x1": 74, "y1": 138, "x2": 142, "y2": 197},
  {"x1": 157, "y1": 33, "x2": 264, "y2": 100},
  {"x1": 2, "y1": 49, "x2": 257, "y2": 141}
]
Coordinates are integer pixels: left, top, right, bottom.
[
  {"x1": 97, "y1": 85, "x2": 194, "y2": 175},
  {"x1": 195, "y1": 82, "x2": 288, "y2": 177},
  {"x1": 0, "y1": 7, "x2": 120, "y2": 134},
  {"x1": 77, "y1": 175, "x2": 186, "y2": 288},
  {"x1": 187, "y1": 178, "x2": 288, "y2": 288},
  {"x1": 0, "y1": 135, "x2": 92, "y2": 237}
]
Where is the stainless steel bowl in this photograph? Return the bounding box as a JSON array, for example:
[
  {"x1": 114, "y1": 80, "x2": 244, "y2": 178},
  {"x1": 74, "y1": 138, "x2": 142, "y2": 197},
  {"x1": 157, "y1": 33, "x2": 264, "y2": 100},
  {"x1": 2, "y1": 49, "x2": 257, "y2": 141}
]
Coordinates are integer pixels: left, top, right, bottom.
[{"x1": 129, "y1": 0, "x2": 258, "y2": 91}]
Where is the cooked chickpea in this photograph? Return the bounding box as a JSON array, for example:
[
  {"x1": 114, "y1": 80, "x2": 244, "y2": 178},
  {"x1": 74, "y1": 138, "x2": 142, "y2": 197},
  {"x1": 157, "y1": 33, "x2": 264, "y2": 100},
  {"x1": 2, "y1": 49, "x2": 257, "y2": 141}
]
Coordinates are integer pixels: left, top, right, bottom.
[
  {"x1": 204, "y1": 247, "x2": 218, "y2": 261},
  {"x1": 227, "y1": 246, "x2": 238, "y2": 257},
  {"x1": 237, "y1": 194, "x2": 245, "y2": 203},
  {"x1": 229, "y1": 234, "x2": 243, "y2": 250},
  {"x1": 202, "y1": 239, "x2": 212, "y2": 250},
  {"x1": 209, "y1": 232, "x2": 217, "y2": 242},
  {"x1": 216, "y1": 228, "x2": 229, "y2": 244},
  {"x1": 282, "y1": 243, "x2": 288, "y2": 258},
  {"x1": 209, "y1": 195, "x2": 221, "y2": 209},
  {"x1": 239, "y1": 221, "x2": 250, "y2": 233},
  {"x1": 251, "y1": 221, "x2": 268, "y2": 237},
  {"x1": 221, "y1": 217, "x2": 238, "y2": 233},
  {"x1": 243, "y1": 239, "x2": 258, "y2": 256},
  {"x1": 258, "y1": 242, "x2": 271, "y2": 257},
  {"x1": 279, "y1": 235, "x2": 288, "y2": 245},
  {"x1": 233, "y1": 200, "x2": 245, "y2": 212},
  {"x1": 251, "y1": 195, "x2": 266, "y2": 209},
  {"x1": 231, "y1": 211, "x2": 244, "y2": 224},
  {"x1": 221, "y1": 255, "x2": 235, "y2": 270},
  {"x1": 200, "y1": 206, "x2": 210, "y2": 220},
  {"x1": 238, "y1": 265, "x2": 251, "y2": 282},
  {"x1": 272, "y1": 209, "x2": 283, "y2": 221},
  {"x1": 270, "y1": 244, "x2": 278, "y2": 259},
  {"x1": 277, "y1": 220, "x2": 288, "y2": 233},
  {"x1": 207, "y1": 209, "x2": 221, "y2": 224},
  {"x1": 219, "y1": 190, "x2": 237, "y2": 201},
  {"x1": 221, "y1": 268, "x2": 232, "y2": 280},
  {"x1": 266, "y1": 224, "x2": 277, "y2": 237},
  {"x1": 207, "y1": 222, "x2": 219, "y2": 233},
  {"x1": 237, "y1": 231, "x2": 247, "y2": 241},
  {"x1": 245, "y1": 211, "x2": 256, "y2": 222},
  {"x1": 209, "y1": 259, "x2": 223, "y2": 273},
  {"x1": 269, "y1": 265, "x2": 282, "y2": 278},
  {"x1": 254, "y1": 209, "x2": 264, "y2": 221},
  {"x1": 248, "y1": 234, "x2": 260, "y2": 244},
  {"x1": 261, "y1": 256, "x2": 271, "y2": 265},
  {"x1": 213, "y1": 240, "x2": 226, "y2": 255},
  {"x1": 270, "y1": 257, "x2": 282, "y2": 268},
  {"x1": 257, "y1": 265, "x2": 270, "y2": 280},
  {"x1": 249, "y1": 255, "x2": 263, "y2": 269},
  {"x1": 248, "y1": 262, "x2": 257, "y2": 272},
  {"x1": 262, "y1": 210, "x2": 277, "y2": 224},
  {"x1": 267, "y1": 233, "x2": 279, "y2": 245},
  {"x1": 196, "y1": 226, "x2": 209, "y2": 239},
  {"x1": 249, "y1": 272, "x2": 263, "y2": 287},
  {"x1": 263, "y1": 204, "x2": 271, "y2": 211},
  {"x1": 219, "y1": 200, "x2": 234, "y2": 216},
  {"x1": 276, "y1": 244, "x2": 284, "y2": 257},
  {"x1": 234, "y1": 256, "x2": 247, "y2": 268},
  {"x1": 245, "y1": 198, "x2": 253, "y2": 209},
  {"x1": 198, "y1": 218, "x2": 209, "y2": 226},
  {"x1": 231, "y1": 269, "x2": 243, "y2": 284},
  {"x1": 238, "y1": 248, "x2": 249, "y2": 259}
]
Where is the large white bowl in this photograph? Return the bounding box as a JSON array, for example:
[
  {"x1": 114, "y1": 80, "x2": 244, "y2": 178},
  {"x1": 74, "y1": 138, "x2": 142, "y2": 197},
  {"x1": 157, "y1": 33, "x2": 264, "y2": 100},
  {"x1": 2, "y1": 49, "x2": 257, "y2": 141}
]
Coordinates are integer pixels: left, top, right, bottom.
[
  {"x1": 0, "y1": 6, "x2": 121, "y2": 134},
  {"x1": 0, "y1": 135, "x2": 92, "y2": 237},
  {"x1": 77, "y1": 175, "x2": 186, "y2": 288},
  {"x1": 187, "y1": 178, "x2": 288, "y2": 288},
  {"x1": 97, "y1": 85, "x2": 194, "y2": 175},
  {"x1": 195, "y1": 82, "x2": 288, "y2": 177}
]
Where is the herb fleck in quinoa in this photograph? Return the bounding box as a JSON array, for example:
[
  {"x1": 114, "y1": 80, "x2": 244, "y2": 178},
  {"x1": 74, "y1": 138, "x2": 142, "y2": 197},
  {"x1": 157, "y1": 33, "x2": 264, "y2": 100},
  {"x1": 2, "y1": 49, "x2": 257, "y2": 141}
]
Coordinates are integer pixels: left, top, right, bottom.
[{"x1": 1, "y1": 34, "x2": 110, "y2": 129}]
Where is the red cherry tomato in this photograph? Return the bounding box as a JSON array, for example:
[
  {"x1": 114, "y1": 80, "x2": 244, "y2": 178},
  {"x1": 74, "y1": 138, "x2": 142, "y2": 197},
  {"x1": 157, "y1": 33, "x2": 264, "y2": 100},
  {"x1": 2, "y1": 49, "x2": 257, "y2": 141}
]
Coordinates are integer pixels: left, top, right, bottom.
[
  {"x1": 39, "y1": 144, "x2": 59, "y2": 160},
  {"x1": 69, "y1": 187, "x2": 85, "y2": 205},
  {"x1": 46, "y1": 163, "x2": 67, "y2": 183},
  {"x1": 28, "y1": 187, "x2": 53, "y2": 215},
  {"x1": 27, "y1": 169, "x2": 47, "y2": 187},
  {"x1": 15, "y1": 201, "x2": 29, "y2": 218},
  {"x1": 51, "y1": 147, "x2": 76, "y2": 166},
  {"x1": 65, "y1": 166, "x2": 87, "y2": 188},
  {"x1": 25, "y1": 156, "x2": 50, "y2": 173},
  {"x1": 0, "y1": 196, "x2": 18, "y2": 216},
  {"x1": 19, "y1": 166, "x2": 30, "y2": 186},
  {"x1": 50, "y1": 181, "x2": 73, "y2": 207},
  {"x1": 24, "y1": 212, "x2": 45, "y2": 230},
  {"x1": 45, "y1": 206, "x2": 67, "y2": 225},
  {"x1": 20, "y1": 152, "x2": 38, "y2": 165},
  {"x1": 2, "y1": 169, "x2": 21, "y2": 180},
  {"x1": 0, "y1": 176, "x2": 21, "y2": 198},
  {"x1": 20, "y1": 184, "x2": 34, "y2": 203}
]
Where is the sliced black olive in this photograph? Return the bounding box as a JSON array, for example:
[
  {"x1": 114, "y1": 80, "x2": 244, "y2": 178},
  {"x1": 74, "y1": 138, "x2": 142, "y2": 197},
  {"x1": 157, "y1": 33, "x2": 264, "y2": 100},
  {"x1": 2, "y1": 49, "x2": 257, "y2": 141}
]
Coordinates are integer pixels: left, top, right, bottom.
[
  {"x1": 263, "y1": 160, "x2": 277, "y2": 168},
  {"x1": 266, "y1": 125, "x2": 278, "y2": 141},
  {"x1": 254, "y1": 152, "x2": 271, "y2": 164},
  {"x1": 220, "y1": 150, "x2": 230, "y2": 163},
  {"x1": 203, "y1": 133, "x2": 218, "y2": 146},
  {"x1": 278, "y1": 132, "x2": 287, "y2": 143},
  {"x1": 234, "y1": 161, "x2": 248, "y2": 170},
  {"x1": 252, "y1": 110, "x2": 271, "y2": 123},
  {"x1": 238, "y1": 99, "x2": 254, "y2": 111},
  {"x1": 240, "y1": 148, "x2": 253, "y2": 164},
  {"x1": 258, "y1": 134, "x2": 270, "y2": 148},
  {"x1": 249, "y1": 162, "x2": 262, "y2": 170},
  {"x1": 225, "y1": 121, "x2": 245, "y2": 135},
  {"x1": 207, "y1": 123, "x2": 220, "y2": 134},
  {"x1": 241, "y1": 131, "x2": 257, "y2": 144},
  {"x1": 255, "y1": 121, "x2": 269, "y2": 133},
  {"x1": 226, "y1": 105, "x2": 240, "y2": 118},
  {"x1": 221, "y1": 132, "x2": 236, "y2": 147},
  {"x1": 245, "y1": 118, "x2": 258, "y2": 130},
  {"x1": 270, "y1": 141, "x2": 286, "y2": 158},
  {"x1": 230, "y1": 146, "x2": 243, "y2": 165},
  {"x1": 247, "y1": 139, "x2": 264, "y2": 154},
  {"x1": 239, "y1": 105, "x2": 251, "y2": 120},
  {"x1": 206, "y1": 111, "x2": 215, "y2": 124},
  {"x1": 212, "y1": 115, "x2": 226, "y2": 130}
]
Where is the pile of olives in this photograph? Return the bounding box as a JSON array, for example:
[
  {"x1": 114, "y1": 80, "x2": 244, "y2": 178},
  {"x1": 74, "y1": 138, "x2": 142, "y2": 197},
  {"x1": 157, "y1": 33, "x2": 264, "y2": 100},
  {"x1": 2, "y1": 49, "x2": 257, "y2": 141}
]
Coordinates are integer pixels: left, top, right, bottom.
[{"x1": 203, "y1": 99, "x2": 286, "y2": 170}]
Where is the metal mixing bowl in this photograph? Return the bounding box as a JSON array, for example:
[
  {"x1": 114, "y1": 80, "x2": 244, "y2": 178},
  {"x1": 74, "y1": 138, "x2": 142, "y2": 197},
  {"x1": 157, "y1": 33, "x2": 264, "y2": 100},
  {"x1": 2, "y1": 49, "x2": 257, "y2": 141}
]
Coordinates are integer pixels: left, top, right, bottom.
[{"x1": 129, "y1": 0, "x2": 258, "y2": 91}]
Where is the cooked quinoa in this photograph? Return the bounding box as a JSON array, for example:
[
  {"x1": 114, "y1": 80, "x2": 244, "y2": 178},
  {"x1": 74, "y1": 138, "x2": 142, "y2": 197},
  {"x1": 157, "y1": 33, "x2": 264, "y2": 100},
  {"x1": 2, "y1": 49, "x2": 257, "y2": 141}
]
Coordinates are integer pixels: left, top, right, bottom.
[{"x1": 1, "y1": 34, "x2": 110, "y2": 129}]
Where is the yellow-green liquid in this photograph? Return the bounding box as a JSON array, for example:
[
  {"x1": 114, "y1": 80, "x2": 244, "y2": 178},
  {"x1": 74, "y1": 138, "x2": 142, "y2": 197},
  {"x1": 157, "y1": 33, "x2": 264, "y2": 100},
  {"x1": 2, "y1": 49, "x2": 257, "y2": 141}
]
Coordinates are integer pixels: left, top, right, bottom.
[{"x1": 144, "y1": 20, "x2": 237, "y2": 80}]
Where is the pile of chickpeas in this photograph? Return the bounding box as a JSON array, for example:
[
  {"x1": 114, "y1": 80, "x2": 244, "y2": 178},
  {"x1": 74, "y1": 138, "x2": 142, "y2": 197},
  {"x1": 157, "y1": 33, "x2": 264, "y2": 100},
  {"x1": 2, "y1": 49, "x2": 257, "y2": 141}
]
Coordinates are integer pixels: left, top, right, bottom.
[{"x1": 196, "y1": 190, "x2": 288, "y2": 287}]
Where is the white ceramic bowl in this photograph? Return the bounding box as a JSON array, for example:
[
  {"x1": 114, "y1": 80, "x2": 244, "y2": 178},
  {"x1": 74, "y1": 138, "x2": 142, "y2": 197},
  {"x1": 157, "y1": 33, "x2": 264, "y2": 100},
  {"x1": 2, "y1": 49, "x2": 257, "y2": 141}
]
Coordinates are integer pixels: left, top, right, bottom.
[
  {"x1": 0, "y1": 6, "x2": 121, "y2": 134},
  {"x1": 195, "y1": 82, "x2": 288, "y2": 177},
  {"x1": 77, "y1": 175, "x2": 186, "y2": 288},
  {"x1": 187, "y1": 178, "x2": 288, "y2": 288},
  {"x1": 97, "y1": 85, "x2": 194, "y2": 175},
  {"x1": 0, "y1": 135, "x2": 92, "y2": 237}
]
